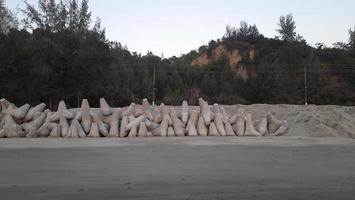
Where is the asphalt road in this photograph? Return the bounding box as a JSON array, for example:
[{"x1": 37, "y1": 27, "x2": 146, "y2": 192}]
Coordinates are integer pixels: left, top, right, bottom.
[{"x1": 0, "y1": 137, "x2": 355, "y2": 200}]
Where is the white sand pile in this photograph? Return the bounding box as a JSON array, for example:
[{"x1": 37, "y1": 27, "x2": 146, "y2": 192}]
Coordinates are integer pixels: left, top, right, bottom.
[{"x1": 222, "y1": 104, "x2": 355, "y2": 138}]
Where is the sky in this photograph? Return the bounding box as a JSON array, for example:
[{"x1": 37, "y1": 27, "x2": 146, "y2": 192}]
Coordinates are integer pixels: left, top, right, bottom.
[{"x1": 7, "y1": 0, "x2": 355, "y2": 57}]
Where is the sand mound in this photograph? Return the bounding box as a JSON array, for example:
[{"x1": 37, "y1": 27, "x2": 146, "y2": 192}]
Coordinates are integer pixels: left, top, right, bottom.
[{"x1": 222, "y1": 104, "x2": 355, "y2": 138}]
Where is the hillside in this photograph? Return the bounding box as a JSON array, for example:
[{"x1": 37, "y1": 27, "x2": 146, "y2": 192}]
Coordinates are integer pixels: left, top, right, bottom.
[{"x1": 177, "y1": 34, "x2": 355, "y2": 105}]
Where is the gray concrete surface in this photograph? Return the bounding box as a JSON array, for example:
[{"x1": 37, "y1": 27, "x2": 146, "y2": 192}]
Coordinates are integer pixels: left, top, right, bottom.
[{"x1": 1, "y1": 137, "x2": 355, "y2": 200}]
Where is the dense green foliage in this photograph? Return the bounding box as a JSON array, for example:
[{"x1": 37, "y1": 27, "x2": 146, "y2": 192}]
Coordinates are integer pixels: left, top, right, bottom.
[{"x1": 0, "y1": 1, "x2": 355, "y2": 107}]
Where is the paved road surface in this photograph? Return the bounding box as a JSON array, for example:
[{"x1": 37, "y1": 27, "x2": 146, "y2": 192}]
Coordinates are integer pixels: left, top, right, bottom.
[{"x1": 0, "y1": 137, "x2": 355, "y2": 200}]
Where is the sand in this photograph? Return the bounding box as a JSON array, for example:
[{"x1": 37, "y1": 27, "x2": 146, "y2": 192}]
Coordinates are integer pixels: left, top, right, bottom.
[
  {"x1": 224, "y1": 104, "x2": 355, "y2": 138},
  {"x1": 163, "y1": 104, "x2": 355, "y2": 138}
]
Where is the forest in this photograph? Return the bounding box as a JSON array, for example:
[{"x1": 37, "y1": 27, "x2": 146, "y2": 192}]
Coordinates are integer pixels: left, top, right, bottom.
[{"x1": 1, "y1": 0, "x2": 355, "y2": 108}]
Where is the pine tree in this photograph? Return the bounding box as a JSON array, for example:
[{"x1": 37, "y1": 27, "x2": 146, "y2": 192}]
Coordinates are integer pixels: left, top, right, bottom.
[
  {"x1": 78, "y1": 0, "x2": 91, "y2": 31},
  {"x1": 0, "y1": 0, "x2": 16, "y2": 33},
  {"x1": 277, "y1": 14, "x2": 297, "y2": 42},
  {"x1": 349, "y1": 27, "x2": 355, "y2": 56},
  {"x1": 68, "y1": 0, "x2": 79, "y2": 31}
]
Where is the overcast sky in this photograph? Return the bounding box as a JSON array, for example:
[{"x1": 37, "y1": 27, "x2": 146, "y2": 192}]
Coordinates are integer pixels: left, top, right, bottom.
[{"x1": 7, "y1": 0, "x2": 355, "y2": 57}]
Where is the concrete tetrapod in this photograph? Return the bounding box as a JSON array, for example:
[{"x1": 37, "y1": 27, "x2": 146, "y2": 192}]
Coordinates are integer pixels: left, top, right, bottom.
[
  {"x1": 142, "y1": 99, "x2": 154, "y2": 121},
  {"x1": 0, "y1": 110, "x2": 21, "y2": 138},
  {"x1": 88, "y1": 122, "x2": 100, "y2": 138},
  {"x1": 257, "y1": 118, "x2": 268, "y2": 136},
  {"x1": 24, "y1": 103, "x2": 46, "y2": 122},
  {"x1": 25, "y1": 128, "x2": 38, "y2": 138},
  {"x1": 0, "y1": 126, "x2": 19, "y2": 138},
  {"x1": 122, "y1": 103, "x2": 135, "y2": 117},
  {"x1": 138, "y1": 122, "x2": 148, "y2": 137},
  {"x1": 225, "y1": 122, "x2": 236, "y2": 136},
  {"x1": 158, "y1": 104, "x2": 171, "y2": 125},
  {"x1": 125, "y1": 114, "x2": 147, "y2": 132},
  {"x1": 119, "y1": 115, "x2": 129, "y2": 138},
  {"x1": 244, "y1": 113, "x2": 261, "y2": 137},
  {"x1": 232, "y1": 110, "x2": 246, "y2": 136},
  {"x1": 60, "y1": 116, "x2": 70, "y2": 137},
  {"x1": 92, "y1": 113, "x2": 108, "y2": 137},
  {"x1": 167, "y1": 127, "x2": 175, "y2": 137},
  {"x1": 22, "y1": 111, "x2": 47, "y2": 132},
  {"x1": 270, "y1": 121, "x2": 289, "y2": 136},
  {"x1": 66, "y1": 122, "x2": 79, "y2": 138},
  {"x1": 104, "y1": 109, "x2": 122, "y2": 138},
  {"x1": 134, "y1": 105, "x2": 144, "y2": 117},
  {"x1": 37, "y1": 110, "x2": 52, "y2": 137},
  {"x1": 220, "y1": 106, "x2": 230, "y2": 124},
  {"x1": 99, "y1": 98, "x2": 112, "y2": 116},
  {"x1": 73, "y1": 119, "x2": 86, "y2": 138},
  {"x1": 186, "y1": 110, "x2": 199, "y2": 135},
  {"x1": 170, "y1": 108, "x2": 185, "y2": 137},
  {"x1": 212, "y1": 104, "x2": 221, "y2": 115},
  {"x1": 187, "y1": 123, "x2": 198, "y2": 137},
  {"x1": 197, "y1": 117, "x2": 208, "y2": 136},
  {"x1": 267, "y1": 112, "x2": 285, "y2": 134},
  {"x1": 208, "y1": 122, "x2": 219, "y2": 136},
  {"x1": 107, "y1": 119, "x2": 119, "y2": 137},
  {"x1": 199, "y1": 98, "x2": 211, "y2": 125},
  {"x1": 22, "y1": 111, "x2": 48, "y2": 138},
  {"x1": 151, "y1": 127, "x2": 161, "y2": 137},
  {"x1": 6, "y1": 104, "x2": 30, "y2": 120},
  {"x1": 147, "y1": 131, "x2": 154, "y2": 137},
  {"x1": 0, "y1": 98, "x2": 11, "y2": 110},
  {"x1": 48, "y1": 101, "x2": 74, "y2": 122},
  {"x1": 181, "y1": 101, "x2": 189, "y2": 125},
  {"x1": 75, "y1": 99, "x2": 92, "y2": 133},
  {"x1": 230, "y1": 114, "x2": 238, "y2": 125},
  {"x1": 214, "y1": 113, "x2": 227, "y2": 136},
  {"x1": 160, "y1": 115, "x2": 169, "y2": 137},
  {"x1": 133, "y1": 104, "x2": 144, "y2": 117},
  {"x1": 128, "y1": 125, "x2": 138, "y2": 137},
  {"x1": 145, "y1": 120, "x2": 160, "y2": 131},
  {"x1": 48, "y1": 123, "x2": 61, "y2": 138}
]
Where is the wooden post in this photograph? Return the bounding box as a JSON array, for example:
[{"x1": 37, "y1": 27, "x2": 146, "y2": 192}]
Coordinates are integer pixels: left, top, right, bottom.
[
  {"x1": 152, "y1": 64, "x2": 156, "y2": 106},
  {"x1": 304, "y1": 65, "x2": 308, "y2": 105}
]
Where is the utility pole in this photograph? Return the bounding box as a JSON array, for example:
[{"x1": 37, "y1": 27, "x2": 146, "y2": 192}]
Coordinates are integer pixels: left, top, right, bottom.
[
  {"x1": 152, "y1": 64, "x2": 156, "y2": 106},
  {"x1": 304, "y1": 65, "x2": 308, "y2": 106}
]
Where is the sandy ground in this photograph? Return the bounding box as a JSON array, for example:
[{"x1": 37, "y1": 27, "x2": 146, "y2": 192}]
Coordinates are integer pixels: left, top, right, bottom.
[
  {"x1": 171, "y1": 104, "x2": 355, "y2": 138},
  {"x1": 1, "y1": 137, "x2": 355, "y2": 200},
  {"x1": 223, "y1": 104, "x2": 355, "y2": 138}
]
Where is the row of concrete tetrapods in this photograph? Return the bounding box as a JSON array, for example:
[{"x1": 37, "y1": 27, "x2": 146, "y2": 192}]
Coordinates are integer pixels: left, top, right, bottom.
[{"x1": 0, "y1": 98, "x2": 288, "y2": 138}]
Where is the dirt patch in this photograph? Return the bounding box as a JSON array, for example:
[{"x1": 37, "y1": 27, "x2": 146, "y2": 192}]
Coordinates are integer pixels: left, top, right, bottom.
[{"x1": 191, "y1": 44, "x2": 243, "y2": 67}]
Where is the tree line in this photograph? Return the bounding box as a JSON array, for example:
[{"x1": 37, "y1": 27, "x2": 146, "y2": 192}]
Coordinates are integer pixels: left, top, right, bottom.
[{"x1": 1, "y1": 0, "x2": 355, "y2": 108}]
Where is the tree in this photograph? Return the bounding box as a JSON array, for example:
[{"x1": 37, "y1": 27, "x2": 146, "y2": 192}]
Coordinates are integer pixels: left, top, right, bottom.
[
  {"x1": 349, "y1": 27, "x2": 355, "y2": 55},
  {"x1": 224, "y1": 24, "x2": 236, "y2": 39},
  {"x1": 315, "y1": 42, "x2": 326, "y2": 50},
  {"x1": 223, "y1": 21, "x2": 261, "y2": 43},
  {"x1": 78, "y1": 0, "x2": 91, "y2": 31},
  {"x1": 93, "y1": 17, "x2": 105, "y2": 39},
  {"x1": 237, "y1": 21, "x2": 249, "y2": 39},
  {"x1": 23, "y1": 0, "x2": 60, "y2": 31},
  {"x1": 277, "y1": 14, "x2": 298, "y2": 42},
  {"x1": 0, "y1": 0, "x2": 16, "y2": 34},
  {"x1": 333, "y1": 42, "x2": 348, "y2": 51},
  {"x1": 68, "y1": 0, "x2": 78, "y2": 30},
  {"x1": 23, "y1": 0, "x2": 92, "y2": 32}
]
